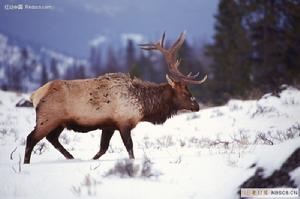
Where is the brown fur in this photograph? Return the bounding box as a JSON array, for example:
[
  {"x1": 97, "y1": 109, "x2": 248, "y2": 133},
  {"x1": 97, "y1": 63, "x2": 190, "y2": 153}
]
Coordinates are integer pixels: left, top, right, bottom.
[
  {"x1": 129, "y1": 81, "x2": 177, "y2": 124},
  {"x1": 24, "y1": 73, "x2": 199, "y2": 163}
]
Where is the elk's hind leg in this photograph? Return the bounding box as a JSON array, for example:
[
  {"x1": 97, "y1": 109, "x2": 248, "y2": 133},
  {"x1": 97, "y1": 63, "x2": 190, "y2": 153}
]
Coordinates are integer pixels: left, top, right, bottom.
[
  {"x1": 46, "y1": 126, "x2": 74, "y2": 160},
  {"x1": 24, "y1": 128, "x2": 43, "y2": 164},
  {"x1": 93, "y1": 128, "x2": 114, "y2": 160},
  {"x1": 24, "y1": 118, "x2": 69, "y2": 164}
]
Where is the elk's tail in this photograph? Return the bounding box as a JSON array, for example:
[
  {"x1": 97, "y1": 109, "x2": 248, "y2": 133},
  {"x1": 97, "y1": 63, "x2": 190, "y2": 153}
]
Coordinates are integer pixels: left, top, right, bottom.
[{"x1": 30, "y1": 82, "x2": 52, "y2": 108}]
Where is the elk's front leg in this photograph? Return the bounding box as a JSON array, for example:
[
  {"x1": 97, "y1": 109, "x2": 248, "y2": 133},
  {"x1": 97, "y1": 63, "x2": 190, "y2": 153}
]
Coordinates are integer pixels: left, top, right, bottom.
[
  {"x1": 93, "y1": 128, "x2": 114, "y2": 160},
  {"x1": 119, "y1": 126, "x2": 134, "y2": 159}
]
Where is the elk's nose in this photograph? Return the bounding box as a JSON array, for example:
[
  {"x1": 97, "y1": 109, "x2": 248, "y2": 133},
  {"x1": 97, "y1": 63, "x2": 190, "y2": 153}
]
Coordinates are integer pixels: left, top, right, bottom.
[
  {"x1": 190, "y1": 97, "x2": 199, "y2": 112},
  {"x1": 192, "y1": 103, "x2": 200, "y2": 112}
]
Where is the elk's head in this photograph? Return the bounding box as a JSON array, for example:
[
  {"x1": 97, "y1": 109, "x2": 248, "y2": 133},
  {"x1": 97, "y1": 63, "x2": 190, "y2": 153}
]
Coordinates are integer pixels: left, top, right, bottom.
[
  {"x1": 165, "y1": 75, "x2": 200, "y2": 111},
  {"x1": 139, "y1": 32, "x2": 207, "y2": 112}
]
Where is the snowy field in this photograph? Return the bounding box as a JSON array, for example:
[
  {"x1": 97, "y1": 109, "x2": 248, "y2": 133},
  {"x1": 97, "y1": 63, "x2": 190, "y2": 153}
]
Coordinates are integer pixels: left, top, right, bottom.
[{"x1": 0, "y1": 86, "x2": 300, "y2": 199}]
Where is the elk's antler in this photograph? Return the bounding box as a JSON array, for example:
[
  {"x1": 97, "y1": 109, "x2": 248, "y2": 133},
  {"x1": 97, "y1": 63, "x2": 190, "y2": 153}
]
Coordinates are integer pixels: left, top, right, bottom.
[{"x1": 139, "y1": 32, "x2": 207, "y2": 85}]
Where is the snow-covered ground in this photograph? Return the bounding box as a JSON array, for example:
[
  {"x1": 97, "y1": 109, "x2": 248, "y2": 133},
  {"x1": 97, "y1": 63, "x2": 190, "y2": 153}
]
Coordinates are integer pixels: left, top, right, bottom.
[{"x1": 0, "y1": 86, "x2": 299, "y2": 199}]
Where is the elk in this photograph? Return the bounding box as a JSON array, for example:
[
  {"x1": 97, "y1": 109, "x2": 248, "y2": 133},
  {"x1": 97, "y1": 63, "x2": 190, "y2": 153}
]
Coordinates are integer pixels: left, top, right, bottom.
[{"x1": 24, "y1": 32, "x2": 207, "y2": 164}]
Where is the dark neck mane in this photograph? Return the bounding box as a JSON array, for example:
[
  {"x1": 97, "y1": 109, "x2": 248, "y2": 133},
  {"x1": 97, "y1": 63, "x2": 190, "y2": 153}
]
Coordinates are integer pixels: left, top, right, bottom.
[{"x1": 130, "y1": 80, "x2": 178, "y2": 124}]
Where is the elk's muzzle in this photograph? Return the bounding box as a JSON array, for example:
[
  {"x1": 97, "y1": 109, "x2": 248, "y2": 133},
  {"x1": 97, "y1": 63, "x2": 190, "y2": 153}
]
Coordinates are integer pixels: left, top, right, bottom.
[{"x1": 190, "y1": 97, "x2": 200, "y2": 112}]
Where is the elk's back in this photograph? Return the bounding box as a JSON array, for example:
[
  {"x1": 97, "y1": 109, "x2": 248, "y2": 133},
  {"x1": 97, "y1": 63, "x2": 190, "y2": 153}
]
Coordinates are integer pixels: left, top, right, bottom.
[{"x1": 32, "y1": 73, "x2": 143, "y2": 128}]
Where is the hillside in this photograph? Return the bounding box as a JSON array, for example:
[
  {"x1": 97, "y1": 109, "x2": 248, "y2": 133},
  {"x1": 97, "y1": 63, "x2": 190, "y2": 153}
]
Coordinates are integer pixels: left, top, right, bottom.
[{"x1": 0, "y1": 33, "x2": 87, "y2": 92}]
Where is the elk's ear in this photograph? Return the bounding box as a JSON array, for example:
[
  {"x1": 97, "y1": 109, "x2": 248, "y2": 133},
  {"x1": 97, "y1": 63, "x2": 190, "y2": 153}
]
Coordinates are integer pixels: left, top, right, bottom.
[{"x1": 166, "y1": 74, "x2": 176, "y2": 88}]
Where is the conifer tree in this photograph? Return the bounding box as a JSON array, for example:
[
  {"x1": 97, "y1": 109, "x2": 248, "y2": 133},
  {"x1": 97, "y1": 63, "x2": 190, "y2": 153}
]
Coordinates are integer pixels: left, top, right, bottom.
[
  {"x1": 106, "y1": 47, "x2": 119, "y2": 73},
  {"x1": 89, "y1": 46, "x2": 102, "y2": 76},
  {"x1": 40, "y1": 62, "x2": 48, "y2": 85},
  {"x1": 283, "y1": 0, "x2": 300, "y2": 83},
  {"x1": 50, "y1": 58, "x2": 59, "y2": 80},
  {"x1": 126, "y1": 39, "x2": 136, "y2": 73},
  {"x1": 206, "y1": 0, "x2": 251, "y2": 99}
]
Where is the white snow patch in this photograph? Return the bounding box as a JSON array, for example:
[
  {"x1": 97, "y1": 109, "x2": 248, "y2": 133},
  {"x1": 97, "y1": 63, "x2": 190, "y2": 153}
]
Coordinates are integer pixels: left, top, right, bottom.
[
  {"x1": 251, "y1": 138, "x2": 300, "y2": 177},
  {"x1": 290, "y1": 167, "x2": 300, "y2": 186},
  {"x1": 89, "y1": 35, "x2": 107, "y2": 47}
]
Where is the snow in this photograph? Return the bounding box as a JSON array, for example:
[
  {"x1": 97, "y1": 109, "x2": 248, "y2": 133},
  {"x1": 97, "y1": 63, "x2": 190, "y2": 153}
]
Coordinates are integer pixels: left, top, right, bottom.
[
  {"x1": 89, "y1": 35, "x2": 107, "y2": 47},
  {"x1": 0, "y1": 87, "x2": 299, "y2": 199},
  {"x1": 252, "y1": 138, "x2": 300, "y2": 177},
  {"x1": 290, "y1": 168, "x2": 300, "y2": 186}
]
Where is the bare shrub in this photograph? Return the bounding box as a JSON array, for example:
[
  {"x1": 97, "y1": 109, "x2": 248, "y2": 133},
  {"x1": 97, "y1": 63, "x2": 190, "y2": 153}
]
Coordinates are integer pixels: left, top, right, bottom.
[
  {"x1": 0, "y1": 127, "x2": 18, "y2": 141},
  {"x1": 250, "y1": 103, "x2": 278, "y2": 118},
  {"x1": 10, "y1": 147, "x2": 17, "y2": 160},
  {"x1": 141, "y1": 136, "x2": 153, "y2": 149},
  {"x1": 186, "y1": 113, "x2": 200, "y2": 120},
  {"x1": 33, "y1": 142, "x2": 48, "y2": 155},
  {"x1": 11, "y1": 154, "x2": 22, "y2": 173},
  {"x1": 0, "y1": 129, "x2": 8, "y2": 136},
  {"x1": 71, "y1": 174, "x2": 100, "y2": 197},
  {"x1": 105, "y1": 157, "x2": 160, "y2": 178},
  {"x1": 179, "y1": 138, "x2": 186, "y2": 147},
  {"x1": 71, "y1": 186, "x2": 81, "y2": 196},
  {"x1": 287, "y1": 123, "x2": 300, "y2": 138},
  {"x1": 140, "y1": 157, "x2": 156, "y2": 178},
  {"x1": 255, "y1": 132, "x2": 274, "y2": 145},
  {"x1": 59, "y1": 133, "x2": 71, "y2": 145},
  {"x1": 282, "y1": 97, "x2": 299, "y2": 105},
  {"x1": 227, "y1": 100, "x2": 243, "y2": 111},
  {"x1": 105, "y1": 159, "x2": 139, "y2": 178},
  {"x1": 155, "y1": 135, "x2": 174, "y2": 149},
  {"x1": 82, "y1": 174, "x2": 97, "y2": 196},
  {"x1": 107, "y1": 145, "x2": 122, "y2": 154},
  {"x1": 169, "y1": 155, "x2": 182, "y2": 164},
  {"x1": 254, "y1": 125, "x2": 300, "y2": 146},
  {"x1": 210, "y1": 139, "x2": 230, "y2": 149},
  {"x1": 210, "y1": 109, "x2": 224, "y2": 118},
  {"x1": 230, "y1": 129, "x2": 251, "y2": 146}
]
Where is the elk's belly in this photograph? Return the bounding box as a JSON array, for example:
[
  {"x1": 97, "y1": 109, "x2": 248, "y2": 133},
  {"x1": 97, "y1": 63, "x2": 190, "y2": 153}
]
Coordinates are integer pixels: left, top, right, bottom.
[
  {"x1": 63, "y1": 96, "x2": 143, "y2": 132},
  {"x1": 65, "y1": 118, "x2": 117, "y2": 133}
]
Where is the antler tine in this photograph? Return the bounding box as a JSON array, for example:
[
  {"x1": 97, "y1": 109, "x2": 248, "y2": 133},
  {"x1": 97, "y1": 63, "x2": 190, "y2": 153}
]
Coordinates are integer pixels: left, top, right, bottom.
[
  {"x1": 184, "y1": 74, "x2": 207, "y2": 84},
  {"x1": 170, "y1": 31, "x2": 186, "y2": 54},
  {"x1": 139, "y1": 32, "x2": 167, "y2": 52},
  {"x1": 139, "y1": 45, "x2": 157, "y2": 51},
  {"x1": 187, "y1": 72, "x2": 200, "y2": 79},
  {"x1": 170, "y1": 73, "x2": 208, "y2": 85},
  {"x1": 172, "y1": 59, "x2": 180, "y2": 68},
  {"x1": 169, "y1": 58, "x2": 198, "y2": 80},
  {"x1": 160, "y1": 32, "x2": 166, "y2": 48}
]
